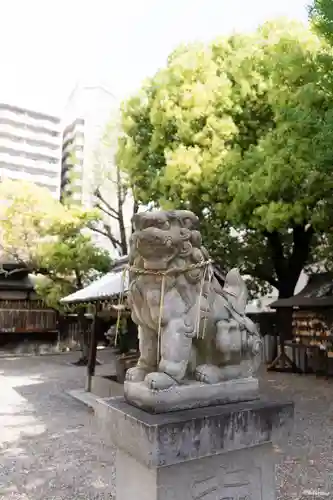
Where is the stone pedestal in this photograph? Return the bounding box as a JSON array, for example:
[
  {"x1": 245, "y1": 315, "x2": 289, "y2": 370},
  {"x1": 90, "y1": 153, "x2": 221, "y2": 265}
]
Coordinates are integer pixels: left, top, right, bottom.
[
  {"x1": 96, "y1": 397, "x2": 294, "y2": 500},
  {"x1": 124, "y1": 376, "x2": 259, "y2": 413}
]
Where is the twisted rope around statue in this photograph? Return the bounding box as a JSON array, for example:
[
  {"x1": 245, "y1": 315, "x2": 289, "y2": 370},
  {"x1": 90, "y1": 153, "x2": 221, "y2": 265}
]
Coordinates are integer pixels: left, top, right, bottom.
[{"x1": 115, "y1": 260, "x2": 214, "y2": 364}]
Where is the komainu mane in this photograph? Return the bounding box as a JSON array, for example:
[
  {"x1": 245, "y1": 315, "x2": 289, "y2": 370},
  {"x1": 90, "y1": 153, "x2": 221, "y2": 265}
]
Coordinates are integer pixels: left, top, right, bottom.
[{"x1": 126, "y1": 210, "x2": 262, "y2": 396}]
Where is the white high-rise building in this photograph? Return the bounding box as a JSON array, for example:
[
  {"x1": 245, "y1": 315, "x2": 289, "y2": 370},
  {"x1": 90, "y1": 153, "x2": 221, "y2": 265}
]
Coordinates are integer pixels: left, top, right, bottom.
[
  {"x1": 61, "y1": 83, "x2": 118, "y2": 205},
  {"x1": 60, "y1": 83, "x2": 133, "y2": 254},
  {"x1": 0, "y1": 103, "x2": 61, "y2": 197}
]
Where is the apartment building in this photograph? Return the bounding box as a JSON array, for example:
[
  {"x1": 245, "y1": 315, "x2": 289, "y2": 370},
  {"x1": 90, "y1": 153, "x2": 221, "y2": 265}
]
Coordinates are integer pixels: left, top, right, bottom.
[
  {"x1": 60, "y1": 83, "x2": 116, "y2": 205},
  {"x1": 60, "y1": 117, "x2": 85, "y2": 203},
  {"x1": 0, "y1": 103, "x2": 61, "y2": 197},
  {"x1": 60, "y1": 83, "x2": 133, "y2": 254}
]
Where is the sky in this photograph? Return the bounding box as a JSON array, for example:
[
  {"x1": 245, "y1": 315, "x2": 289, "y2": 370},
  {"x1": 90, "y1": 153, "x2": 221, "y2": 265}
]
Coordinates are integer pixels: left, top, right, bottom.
[{"x1": 0, "y1": 0, "x2": 310, "y2": 116}]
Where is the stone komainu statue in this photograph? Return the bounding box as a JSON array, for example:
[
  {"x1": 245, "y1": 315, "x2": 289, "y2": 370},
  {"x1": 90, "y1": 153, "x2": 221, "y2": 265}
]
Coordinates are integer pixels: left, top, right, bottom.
[{"x1": 126, "y1": 210, "x2": 262, "y2": 394}]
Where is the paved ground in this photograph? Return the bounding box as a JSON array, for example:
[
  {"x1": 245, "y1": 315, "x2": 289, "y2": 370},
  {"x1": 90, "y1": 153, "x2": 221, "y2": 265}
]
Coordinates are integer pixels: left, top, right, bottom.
[{"x1": 1, "y1": 353, "x2": 333, "y2": 499}]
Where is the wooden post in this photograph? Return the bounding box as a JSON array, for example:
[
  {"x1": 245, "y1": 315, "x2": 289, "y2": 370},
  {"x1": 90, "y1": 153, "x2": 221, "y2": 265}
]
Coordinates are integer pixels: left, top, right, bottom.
[{"x1": 85, "y1": 303, "x2": 101, "y2": 392}]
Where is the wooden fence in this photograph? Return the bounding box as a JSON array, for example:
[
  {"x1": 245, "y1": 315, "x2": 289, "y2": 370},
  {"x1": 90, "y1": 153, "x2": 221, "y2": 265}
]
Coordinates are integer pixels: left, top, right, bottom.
[{"x1": 0, "y1": 300, "x2": 57, "y2": 332}]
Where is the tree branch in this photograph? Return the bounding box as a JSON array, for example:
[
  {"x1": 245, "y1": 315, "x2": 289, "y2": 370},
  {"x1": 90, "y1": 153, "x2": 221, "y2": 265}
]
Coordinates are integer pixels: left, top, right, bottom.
[
  {"x1": 94, "y1": 187, "x2": 120, "y2": 218},
  {"x1": 104, "y1": 224, "x2": 124, "y2": 252},
  {"x1": 88, "y1": 223, "x2": 122, "y2": 251},
  {"x1": 96, "y1": 203, "x2": 119, "y2": 221},
  {"x1": 116, "y1": 164, "x2": 127, "y2": 206},
  {"x1": 87, "y1": 224, "x2": 109, "y2": 238},
  {"x1": 0, "y1": 243, "x2": 28, "y2": 267},
  {"x1": 244, "y1": 264, "x2": 279, "y2": 289}
]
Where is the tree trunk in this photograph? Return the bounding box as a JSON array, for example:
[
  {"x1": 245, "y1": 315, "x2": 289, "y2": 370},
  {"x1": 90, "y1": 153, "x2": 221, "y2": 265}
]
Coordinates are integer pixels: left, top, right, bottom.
[
  {"x1": 118, "y1": 212, "x2": 128, "y2": 256},
  {"x1": 276, "y1": 283, "x2": 296, "y2": 342},
  {"x1": 265, "y1": 225, "x2": 314, "y2": 354},
  {"x1": 116, "y1": 165, "x2": 128, "y2": 256}
]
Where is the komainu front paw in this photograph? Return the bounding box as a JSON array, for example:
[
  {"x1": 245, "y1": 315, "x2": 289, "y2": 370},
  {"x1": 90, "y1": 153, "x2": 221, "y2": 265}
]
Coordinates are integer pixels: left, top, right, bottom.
[
  {"x1": 144, "y1": 372, "x2": 177, "y2": 390},
  {"x1": 125, "y1": 367, "x2": 148, "y2": 382},
  {"x1": 195, "y1": 364, "x2": 222, "y2": 384}
]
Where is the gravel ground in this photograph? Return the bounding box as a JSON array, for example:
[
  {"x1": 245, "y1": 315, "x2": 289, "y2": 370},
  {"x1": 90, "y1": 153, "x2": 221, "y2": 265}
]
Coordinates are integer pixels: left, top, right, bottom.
[
  {"x1": 0, "y1": 351, "x2": 115, "y2": 500},
  {"x1": 1, "y1": 353, "x2": 333, "y2": 499},
  {"x1": 261, "y1": 371, "x2": 333, "y2": 500}
]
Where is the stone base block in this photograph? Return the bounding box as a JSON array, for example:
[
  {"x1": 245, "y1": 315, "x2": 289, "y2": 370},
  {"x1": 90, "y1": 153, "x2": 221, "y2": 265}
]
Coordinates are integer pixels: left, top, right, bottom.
[
  {"x1": 96, "y1": 397, "x2": 294, "y2": 500},
  {"x1": 91, "y1": 375, "x2": 123, "y2": 398},
  {"x1": 117, "y1": 442, "x2": 274, "y2": 500},
  {"x1": 124, "y1": 376, "x2": 259, "y2": 413}
]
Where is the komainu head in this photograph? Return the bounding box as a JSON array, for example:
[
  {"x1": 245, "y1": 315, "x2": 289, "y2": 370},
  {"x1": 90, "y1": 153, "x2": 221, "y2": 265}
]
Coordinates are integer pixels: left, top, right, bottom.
[{"x1": 129, "y1": 210, "x2": 206, "y2": 272}]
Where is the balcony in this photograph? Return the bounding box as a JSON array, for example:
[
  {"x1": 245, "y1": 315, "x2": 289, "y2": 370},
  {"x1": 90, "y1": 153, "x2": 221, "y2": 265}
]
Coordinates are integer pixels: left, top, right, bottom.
[
  {"x1": 0, "y1": 108, "x2": 60, "y2": 133},
  {"x1": 61, "y1": 166, "x2": 82, "y2": 183},
  {"x1": 0, "y1": 152, "x2": 60, "y2": 173},
  {"x1": 60, "y1": 186, "x2": 82, "y2": 205},
  {"x1": 63, "y1": 118, "x2": 85, "y2": 138},
  {"x1": 62, "y1": 128, "x2": 84, "y2": 150},
  {"x1": 62, "y1": 140, "x2": 84, "y2": 159},
  {"x1": 0, "y1": 116, "x2": 60, "y2": 139},
  {"x1": 0, "y1": 140, "x2": 60, "y2": 162},
  {"x1": 0, "y1": 166, "x2": 59, "y2": 187},
  {"x1": 0, "y1": 126, "x2": 60, "y2": 150},
  {"x1": 0, "y1": 103, "x2": 59, "y2": 123},
  {"x1": 0, "y1": 160, "x2": 59, "y2": 179}
]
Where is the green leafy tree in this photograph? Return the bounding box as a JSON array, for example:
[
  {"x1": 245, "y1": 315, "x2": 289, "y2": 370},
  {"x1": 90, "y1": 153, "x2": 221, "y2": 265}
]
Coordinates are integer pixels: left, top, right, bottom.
[
  {"x1": 0, "y1": 179, "x2": 111, "y2": 287},
  {"x1": 0, "y1": 179, "x2": 112, "y2": 360},
  {"x1": 309, "y1": 0, "x2": 333, "y2": 44},
  {"x1": 34, "y1": 218, "x2": 112, "y2": 309},
  {"x1": 117, "y1": 19, "x2": 333, "y2": 302},
  {"x1": 35, "y1": 218, "x2": 111, "y2": 363}
]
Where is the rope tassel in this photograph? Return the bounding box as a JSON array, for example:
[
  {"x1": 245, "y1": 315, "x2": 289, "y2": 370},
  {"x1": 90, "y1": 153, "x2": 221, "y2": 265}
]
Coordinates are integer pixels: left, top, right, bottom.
[
  {"x1": 157, "y1": 274, "x2": 166, "y2": 365},
  {"x1": 115, "y1": 266, "x2": 128, "y2": 347},
  {"x1": 195, "y1": 263, "x2": 208, "y2": 339},
  {"x1": 115, "y1": 259, "x2": 213, "y2": 357}
]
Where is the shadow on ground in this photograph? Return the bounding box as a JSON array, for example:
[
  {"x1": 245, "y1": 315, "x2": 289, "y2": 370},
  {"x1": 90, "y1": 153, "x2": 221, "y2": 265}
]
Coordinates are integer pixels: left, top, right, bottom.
[
  {"x1": 2, "y1": 353, "x2": 333, "y2": 499},
  {"x1": 0, "y1": 352, "x2": 115, "y2": 500}
]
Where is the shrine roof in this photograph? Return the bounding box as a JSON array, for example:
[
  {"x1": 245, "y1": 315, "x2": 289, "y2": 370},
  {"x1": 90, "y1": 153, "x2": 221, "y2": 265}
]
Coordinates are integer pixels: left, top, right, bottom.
[
  {"x1": 270, "y1": 272, "x2": 333, "y2": 309},
  {"x1": 60, "y1": 256, "x2": 129, "y2": 305}
]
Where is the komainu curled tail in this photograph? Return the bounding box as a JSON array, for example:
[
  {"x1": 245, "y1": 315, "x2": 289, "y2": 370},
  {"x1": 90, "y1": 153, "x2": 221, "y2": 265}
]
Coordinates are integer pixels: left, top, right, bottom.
[{"x1": 223, "y1": 268, "x2": 248, "y2": 315}]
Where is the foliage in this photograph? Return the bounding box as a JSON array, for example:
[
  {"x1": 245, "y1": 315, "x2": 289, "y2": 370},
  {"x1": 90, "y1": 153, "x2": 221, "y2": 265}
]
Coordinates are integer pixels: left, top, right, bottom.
[
  {"x1": 0, "y1": 179, "x2": 59, "y2": 264},
  {"x1": 34, "y1": 277, "x2": 74, "y2": 311},
  {"x1": 117, "y1": 19, "x2": 333, "y2": 298},
  {"x1": 309, "y1": 0, "x2": 333, "y2": 44},
  {"x1": 0, "y1": 179, "x2": 112, "y2": 310}
]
